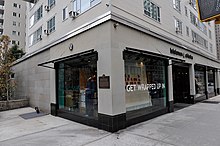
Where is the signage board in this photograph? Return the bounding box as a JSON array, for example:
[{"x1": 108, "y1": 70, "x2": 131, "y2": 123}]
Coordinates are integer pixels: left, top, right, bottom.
[
  {"x1": 99, "y1": 76, "x2": 110, "y2": 89},
  {"x1": 170, "y1": 48, "x2": 193, "y2": 60},
  {"x1": 197, "y1": 0, "x2": 220, "y2": 22}
]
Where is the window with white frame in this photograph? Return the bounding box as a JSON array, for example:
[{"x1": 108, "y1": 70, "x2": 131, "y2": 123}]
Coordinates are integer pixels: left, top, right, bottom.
[
  {"x1": 12, "y1": 31, "x2": 16, "y2": 35},
  {"x1": 29, "y1": 5, "x2": 43, "y2": 27},
  {"x1": 209, "y1": 30, "x2": 212, "y2": 39},
  {"x1": 144, "y1": 0, "x2": 161, "y2": 22},
  {"x1": 189, "y1": 0, "x2": 197, "y2": 10},
  {"x1": 62, "y1": 7, "x2": 68, "y2": 21},
  {"x1": 186, "y1": 26, "x2": 189, "y2": 36},
  {"x1": 13, "y1": 3, "x2": 17, "y2": 8},
  {"x1": 13, "y1": 12, "x2": 17, "y2": 17},
  {"x1": 173, "y1": 0, "x2": 181, "y2": 12},
  {"x1": 174, "y1": 18, "x2": 182, "y2": 34},
  {"x1": 12, "y1": 40, "x2": 16, "y2": 45},
  {"x1": 184, "y1": 6, "x2": 188, "y2": 16},
  {"x1": 48, "y1": 0, "x2": 55, "y2": 8},
  {"x1": 47, "y1": 16, "x2": 55, "y2": 33},
  {"x1": 190, "y1": 12, "x2": 207, "y2": 35},
  {"x1": 29, "y1": 27, "x2": 42, "y2": 46},
  {"x1": 210, "y1": 43, "x2": 213, "y2": 52},
  {"x1": 72, "y1": 0, "x2": 100, "y2": 14},
  {"x1": 192, "y1": 30, "x2": 208, "y2": 49},
  {"x1": 13, "y1": 21, "x2": 16, "y2": 26}
]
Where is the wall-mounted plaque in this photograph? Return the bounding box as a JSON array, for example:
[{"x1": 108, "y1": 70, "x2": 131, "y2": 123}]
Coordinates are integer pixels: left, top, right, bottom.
[{"x1": 99, "y1": 75, "x2": 110, "y2": 89}]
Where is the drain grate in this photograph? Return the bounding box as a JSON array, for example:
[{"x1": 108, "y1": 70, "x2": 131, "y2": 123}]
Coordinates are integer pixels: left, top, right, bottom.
[
  {"x1": 202, "y1": 101, "x2": 220, "y2": 104},
  {"x1": 19, "y1": 112, "x2": 46, "y2": 120}
]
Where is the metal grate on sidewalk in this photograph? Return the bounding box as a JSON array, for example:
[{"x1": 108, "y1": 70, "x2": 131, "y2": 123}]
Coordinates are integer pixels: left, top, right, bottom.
[{"x1": 19, "y1": 112, "x2": 46, "y2": 120}]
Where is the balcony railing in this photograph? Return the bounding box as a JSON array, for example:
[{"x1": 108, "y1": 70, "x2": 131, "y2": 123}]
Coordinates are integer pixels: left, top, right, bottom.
[{"x1": 0, "y1": 14, "x2": 3, "y2": 19}]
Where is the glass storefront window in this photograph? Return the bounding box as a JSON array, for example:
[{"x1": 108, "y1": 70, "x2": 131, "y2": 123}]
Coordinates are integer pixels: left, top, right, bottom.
[
  {"x1": 195, "y1": 66, "x2": 206, "y2": 98},
  {"x1": 208, "y1": 70, "x2": 214, "y2": 93},
  {"x1": 57, "y1": 53, "x2": 98, "y2": 119},
  {"x1": 124, "y1": 52, "x2": 167, "y2": 114}
]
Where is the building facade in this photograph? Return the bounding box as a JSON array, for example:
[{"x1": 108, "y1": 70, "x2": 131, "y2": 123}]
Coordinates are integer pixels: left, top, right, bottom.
[
  {"x1": 215, "y1": 24, "x2": 220, "y2": 60},
  {"x1": 0, "y1": 0, "x2": 26, "y2": 49},
  {"x1": 14, "y1": 0, "x2": 220, "y2": 132}
]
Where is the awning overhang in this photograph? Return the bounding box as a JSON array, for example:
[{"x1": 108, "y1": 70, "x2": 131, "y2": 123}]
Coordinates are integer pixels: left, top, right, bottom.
[
  {"x1": 124, "y1": 47, "x2": 185, "y2": 63},
  {"x1": 38, "y1": 49, "x2": 96, "y2": 69}
]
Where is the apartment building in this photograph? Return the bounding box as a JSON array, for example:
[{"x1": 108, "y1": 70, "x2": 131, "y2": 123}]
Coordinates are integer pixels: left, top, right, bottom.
[
  {"x1": 13, "y1": 0, "x2": 220, "y2": 132},
  {"x1": 215, "y1": 24, "x2": 220, "y2": 60},
  {"x1": 0, "y1": 0, "x2": 26, "y2": 49}
]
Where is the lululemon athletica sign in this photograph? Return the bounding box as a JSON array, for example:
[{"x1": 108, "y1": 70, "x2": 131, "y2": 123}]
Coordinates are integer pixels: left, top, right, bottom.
[{"x1": 170, "y1": 48, "x2": 193, "y2": 60}]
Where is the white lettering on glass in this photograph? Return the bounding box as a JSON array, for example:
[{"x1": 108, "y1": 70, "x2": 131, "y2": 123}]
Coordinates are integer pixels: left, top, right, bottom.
[{"x1": 126, "y1": 83, "x2": 165, "y2": 92}]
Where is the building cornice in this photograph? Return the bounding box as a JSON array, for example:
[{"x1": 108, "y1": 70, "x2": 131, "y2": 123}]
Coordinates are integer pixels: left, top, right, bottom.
[
  {"x1": 14, "y1": 11, "x2": 220, "y2": 66},
  {"x1": 110, "y1": 11, "x2": 220, "y2": 65},
  {"x1": 13, "y1": 11, "x2": 112, "y2": 65}
]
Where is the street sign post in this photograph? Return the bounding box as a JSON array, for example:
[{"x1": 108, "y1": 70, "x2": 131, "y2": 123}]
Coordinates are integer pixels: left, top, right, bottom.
[{"x1": 197, "y1": 0, "x2": 220, "y2": 22}]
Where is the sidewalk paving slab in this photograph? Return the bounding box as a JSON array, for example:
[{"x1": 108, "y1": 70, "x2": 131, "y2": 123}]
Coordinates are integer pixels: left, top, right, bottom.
[{"x1": 1, "y1": 96, "x2": 220, "y2": 146}]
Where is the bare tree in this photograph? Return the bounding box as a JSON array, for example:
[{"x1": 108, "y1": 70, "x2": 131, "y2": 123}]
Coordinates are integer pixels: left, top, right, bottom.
[{"x1": 0, "y1": 35, "x2": 16, "y2": 100}]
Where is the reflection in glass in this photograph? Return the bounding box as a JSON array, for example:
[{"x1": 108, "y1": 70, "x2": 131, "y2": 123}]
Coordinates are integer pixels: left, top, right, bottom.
[
  {"x1": 195, "y1": 65, "x2": 206, "y2": 101},
  {"x1": 195, "y1": 67, "x2": 205, "y2": 98},
  {"x1": 57, "y1": 54, "x2": 98, "y2": 119},
  {"x1": 72, "y1": 0, "x2": 100, "y2": 13},
  {"x1": 124, "y1": 52, "x2": 167, "y2": 115},
  {"x1": 208, "y1": 70, "x2": 214, "y2": 93}
]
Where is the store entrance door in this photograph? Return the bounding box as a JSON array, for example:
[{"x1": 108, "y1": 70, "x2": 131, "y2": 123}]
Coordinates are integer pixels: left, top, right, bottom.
[{"x1": 173, "y1": 65, "x2": 190, "y2": 104}]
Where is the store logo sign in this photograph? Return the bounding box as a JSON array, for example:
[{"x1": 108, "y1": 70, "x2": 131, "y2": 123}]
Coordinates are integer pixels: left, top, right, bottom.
[{"x1": 170, "y1": 48, "x2": 193, "y2": 60}]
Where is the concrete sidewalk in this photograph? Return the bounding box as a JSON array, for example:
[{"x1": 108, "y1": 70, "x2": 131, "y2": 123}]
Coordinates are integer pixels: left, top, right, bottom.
[{"x1": 1, "y1": 96, "x2": 220, "y2": 146}]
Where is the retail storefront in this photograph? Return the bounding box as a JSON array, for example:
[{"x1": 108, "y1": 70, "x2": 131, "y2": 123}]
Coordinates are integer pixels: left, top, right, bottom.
[
  {"x1": 13, "y1": 21, "x2": 220, "y2": 132},
  {"x1": 123, "y1": 50, "x2": 168, "y2": 122},
  {"x1": 207, "y1": 68, "x2": 216, "y2": 98},
  {"x1": 48, "y1": 49, "x2": 170, "y2": 129},
  {"x1": 194, "y1": 65, "x2": 206, "y2": 102},
  {"x1": 41, "y1": 46, "x2": 220, "y2": 131},
  {"x1": 56, "y1": 52, "x2": 98, "y2": 121},
  {"x1": 172, "y1": 64, "x2": 190, "y2": 104}
]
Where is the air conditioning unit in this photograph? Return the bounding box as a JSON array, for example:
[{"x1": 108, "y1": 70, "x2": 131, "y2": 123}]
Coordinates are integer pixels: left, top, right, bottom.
[
  {"x1": 69, "y1": 11, "x2": 79, "y2": 18},
  {"x1": 44, "y1": 5, "x2": 50, "y2": 11},
  {"x1": 189, "y1": 0, "x2": 192, "y2": 4},
  {"x1": 44, "y1": 29, "x2": 49, "y2": 35},
  {"x1": 175, "y1": 27, "x2": 181, "y2": 33}
]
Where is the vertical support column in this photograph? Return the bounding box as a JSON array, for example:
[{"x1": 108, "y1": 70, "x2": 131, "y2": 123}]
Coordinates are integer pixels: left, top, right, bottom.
[
  {"x1": 214, "y1": 69, "x2": 217, "y2": 96},
  {"x1": 97, "y1": 46, "x2": 126, "y2": 132},
  {"x1": 189, "y1": 64, "x2": 195, "y2": 104},
  {"x1": 216, "y1": 69, "x2": 220, "y2": 95},
  {"x1": 205, "y1": 67, "x2": 209, "y2": 99},
  {"x1": 168, "y1": 60, "x2": 174, "y2": 112},
  {"x1": 50, "y1": 65, "x2": 57, "y2": 116}
]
